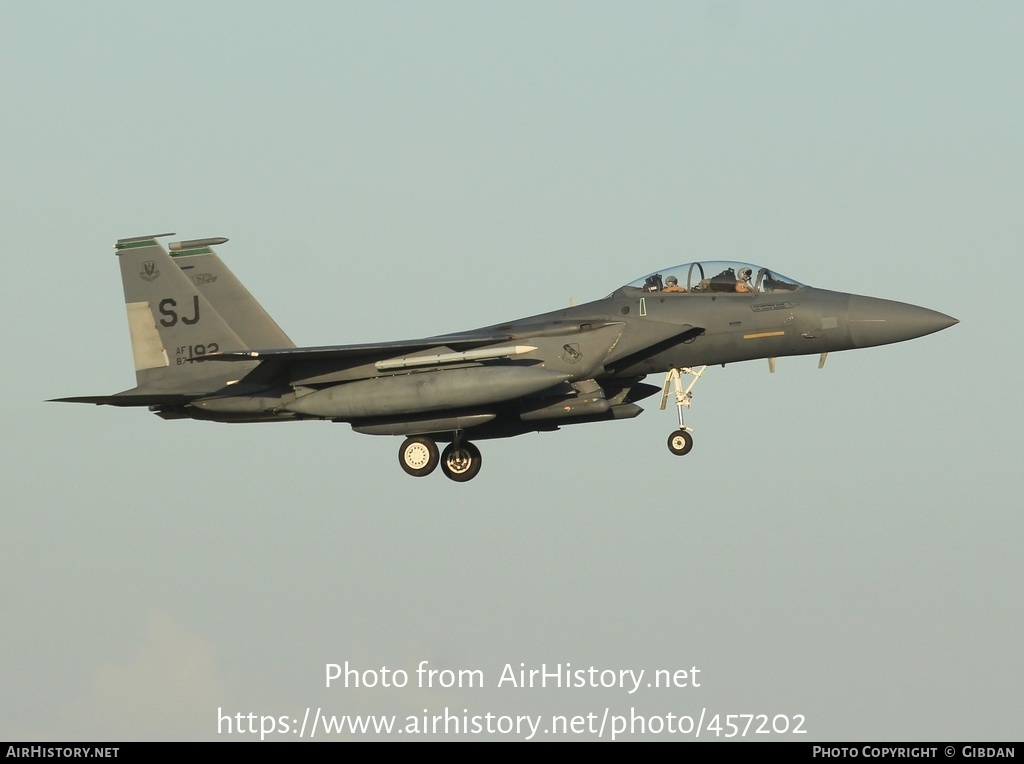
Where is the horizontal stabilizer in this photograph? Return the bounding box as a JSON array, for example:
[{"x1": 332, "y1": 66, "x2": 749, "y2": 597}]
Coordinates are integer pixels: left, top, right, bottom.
[{"x1": 49, "y1": 393, "x2": 194, "y2": 407}]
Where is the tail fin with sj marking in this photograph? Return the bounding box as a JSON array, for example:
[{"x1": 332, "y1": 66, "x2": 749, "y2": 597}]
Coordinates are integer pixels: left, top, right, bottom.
[
  {"x1": 168, "y1": 237, "x2": 294, "y2": 351},
  {"x1": 116, "y1": 233, "x2": 256, "y2": 394},
  {"x1": 54, "y1": 233, "x2": 292, "y2": 405}
]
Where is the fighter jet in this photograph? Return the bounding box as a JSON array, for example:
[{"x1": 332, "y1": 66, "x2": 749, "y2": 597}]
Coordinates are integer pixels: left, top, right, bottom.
[{"x1": 53, "y1": 233, "x2": 957, "y2": 482}]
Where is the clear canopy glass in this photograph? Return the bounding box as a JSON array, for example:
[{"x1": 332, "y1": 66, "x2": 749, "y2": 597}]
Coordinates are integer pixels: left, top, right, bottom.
[{"x1": 624, "y1": 261, "x2": 805, "y2": 295}]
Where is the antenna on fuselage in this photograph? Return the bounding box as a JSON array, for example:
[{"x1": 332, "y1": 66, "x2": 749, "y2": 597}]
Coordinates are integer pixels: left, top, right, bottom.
[{"x1": 769, "y1": 353, "x2": 828, "y2": 372}]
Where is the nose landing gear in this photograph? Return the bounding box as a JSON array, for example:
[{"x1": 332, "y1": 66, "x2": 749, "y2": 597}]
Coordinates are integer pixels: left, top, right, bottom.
[
  {"x1": 667, "y1": 429, "x2": 694, "y2": 456},
  {"x1": 660, "y1": 366, "x2": 706, "y2": 457}
]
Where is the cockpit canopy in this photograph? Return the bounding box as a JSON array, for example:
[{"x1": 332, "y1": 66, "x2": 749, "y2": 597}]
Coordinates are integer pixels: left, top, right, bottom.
[{"x1": 624, "y1": 261, "x2": 805, "y2": 295}]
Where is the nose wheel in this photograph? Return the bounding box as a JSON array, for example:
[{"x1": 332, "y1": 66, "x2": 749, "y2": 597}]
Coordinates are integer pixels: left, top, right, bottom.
[
  {"x1": 667, "y1": 429, "x2": 694, "y2": 456},
  {"x1": 660, "y1": 366, "x2": 706, "y2": 457}
]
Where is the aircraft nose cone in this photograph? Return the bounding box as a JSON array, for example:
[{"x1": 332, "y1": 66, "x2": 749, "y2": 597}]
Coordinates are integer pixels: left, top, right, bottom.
[{"x1": 848, "y1": 296, "x2": 958, "y2": 348}]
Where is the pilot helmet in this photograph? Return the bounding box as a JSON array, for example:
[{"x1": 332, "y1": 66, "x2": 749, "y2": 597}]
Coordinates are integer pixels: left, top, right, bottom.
[
  {"x1": 665, "y1": 275, "x2": 678, "y2": 286},
  {"x1": 738, "y1": 267, "x2": 752, "y2": 280}
]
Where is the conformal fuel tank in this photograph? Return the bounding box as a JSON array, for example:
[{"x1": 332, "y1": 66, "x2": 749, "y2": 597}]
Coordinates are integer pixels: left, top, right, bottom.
[{"x1": 284, "y1": 366, "x2": 571, "y2": 419}]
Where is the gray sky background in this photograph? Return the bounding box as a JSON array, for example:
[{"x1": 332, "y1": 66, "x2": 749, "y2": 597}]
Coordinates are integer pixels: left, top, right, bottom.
[{"x1": 1, "y1": 1, "x2": 1020, "y2": 741}]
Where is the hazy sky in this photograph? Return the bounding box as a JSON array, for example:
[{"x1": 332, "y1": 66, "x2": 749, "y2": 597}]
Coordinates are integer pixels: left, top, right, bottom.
[{"x1": 2, "y1": 1, "x2": 1020, "y2": 741}]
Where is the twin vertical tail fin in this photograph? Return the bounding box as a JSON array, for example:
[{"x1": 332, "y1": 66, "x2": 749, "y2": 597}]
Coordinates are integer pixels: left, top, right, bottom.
[
  {"x1": 167, "y1": 238, "x2": 294, "y2": 350},
  {"x1": 113, "y1": 233, "x2": 292, "y2": 396}
]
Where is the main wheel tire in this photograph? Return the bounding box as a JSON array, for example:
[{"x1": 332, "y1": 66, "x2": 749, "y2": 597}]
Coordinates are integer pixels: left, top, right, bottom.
[
  {"x1": 440, "y1": 441, "x2": 482, "y2": 482},
  {"x1": 399, "y1": 436, "x2": 439, "y2": 477},
  {"x1": 667, "y1": 429, "x2": 694, "y2": 456}
]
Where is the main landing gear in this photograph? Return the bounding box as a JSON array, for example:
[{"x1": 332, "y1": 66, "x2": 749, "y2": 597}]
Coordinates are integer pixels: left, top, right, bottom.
[
  {"x1": 398, "y1": 435, "x2": 483, "y2": 482},
  {"x1": 398, "y1": 436, "x2": 439, "y2": 477},
  {"x1": 440, "y1": 441, "x2": 482, "y2": 482},
  {"x1": 660, "y1": 365, "x2": 706, "y2": 457}
]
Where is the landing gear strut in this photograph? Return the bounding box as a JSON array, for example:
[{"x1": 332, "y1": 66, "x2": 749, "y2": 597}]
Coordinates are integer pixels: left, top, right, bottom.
[{"x1": 660, "y1": 366, "x2": 706, "y2": 457}]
